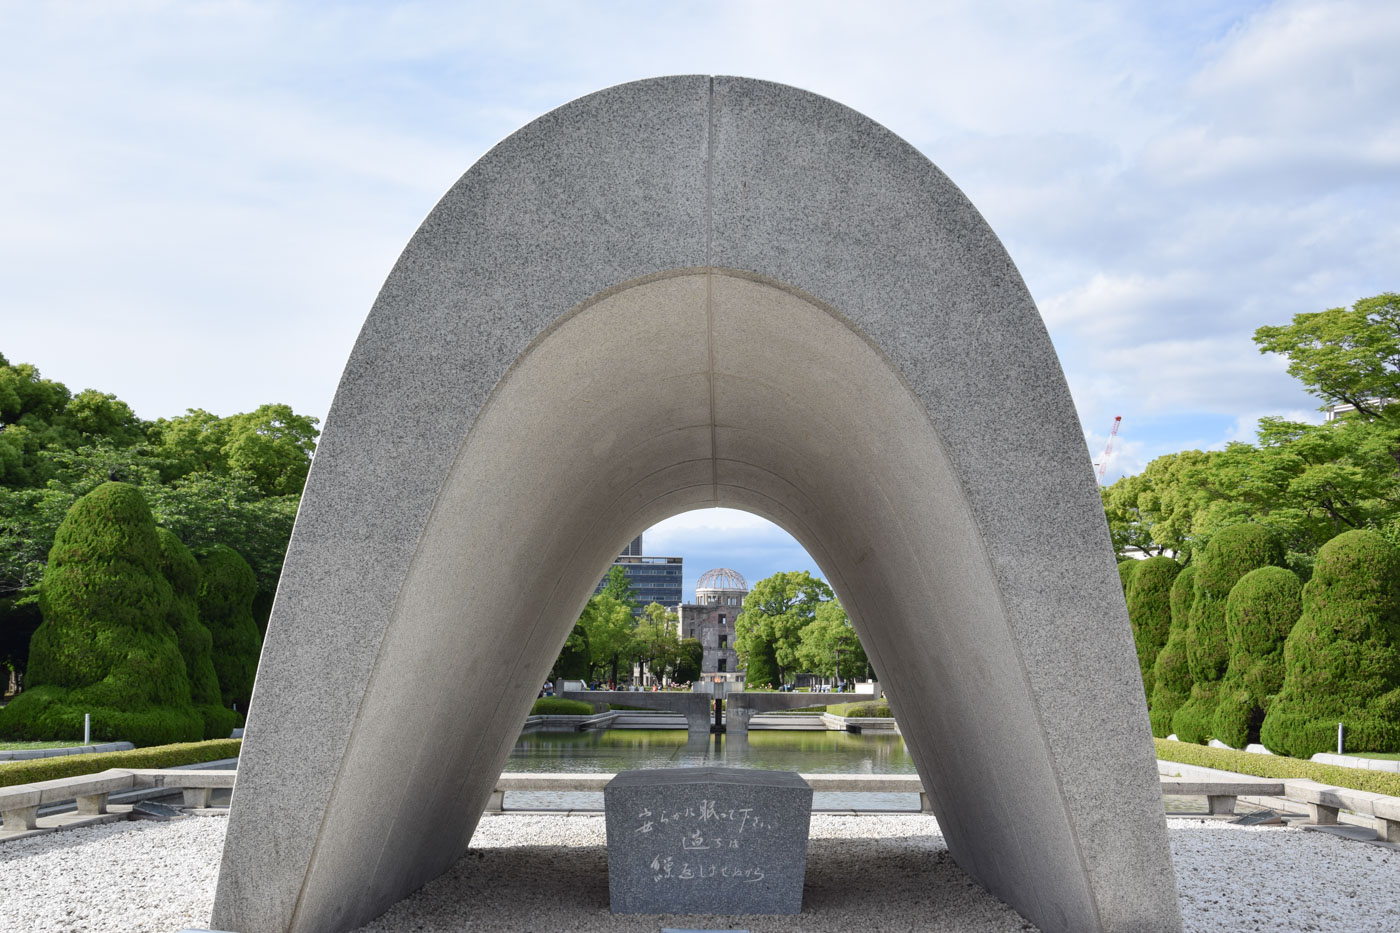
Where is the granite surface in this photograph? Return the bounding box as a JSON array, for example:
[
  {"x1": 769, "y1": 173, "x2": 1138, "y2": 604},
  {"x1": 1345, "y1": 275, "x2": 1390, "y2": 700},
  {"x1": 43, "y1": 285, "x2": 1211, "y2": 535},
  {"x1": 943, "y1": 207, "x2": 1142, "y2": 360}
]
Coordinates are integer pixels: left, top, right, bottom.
[
  {"x1": 213, "y1": 76, "x2": 1180, "y2": 933},
  {"x1": 604, "y1": 768, "x2": 812, "y2": 915}
]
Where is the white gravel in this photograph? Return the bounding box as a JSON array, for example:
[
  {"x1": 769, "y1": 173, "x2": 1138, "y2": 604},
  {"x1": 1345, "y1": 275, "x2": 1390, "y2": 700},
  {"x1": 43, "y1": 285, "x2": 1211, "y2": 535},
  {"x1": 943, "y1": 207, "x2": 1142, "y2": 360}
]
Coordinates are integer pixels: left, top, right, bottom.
[{"x1": 1, "y1": 813, "x2": 1396, "y2": 932}]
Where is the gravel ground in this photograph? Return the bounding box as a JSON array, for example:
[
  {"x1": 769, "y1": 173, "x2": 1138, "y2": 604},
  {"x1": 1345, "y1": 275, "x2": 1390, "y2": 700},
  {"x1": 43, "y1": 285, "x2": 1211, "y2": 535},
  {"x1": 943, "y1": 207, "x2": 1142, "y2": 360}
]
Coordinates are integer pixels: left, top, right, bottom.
[{"x1": 1, "y1": 812, "x2": 1397, "y2": 932}]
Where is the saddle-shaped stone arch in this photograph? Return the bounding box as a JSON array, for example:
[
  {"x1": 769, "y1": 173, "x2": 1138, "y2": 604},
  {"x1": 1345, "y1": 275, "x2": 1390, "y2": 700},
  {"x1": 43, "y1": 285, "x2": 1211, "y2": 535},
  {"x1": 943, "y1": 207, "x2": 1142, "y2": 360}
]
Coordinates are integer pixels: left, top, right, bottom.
[{"x1": 213, "y1": 76, "x2": 1180, "y2": 933}]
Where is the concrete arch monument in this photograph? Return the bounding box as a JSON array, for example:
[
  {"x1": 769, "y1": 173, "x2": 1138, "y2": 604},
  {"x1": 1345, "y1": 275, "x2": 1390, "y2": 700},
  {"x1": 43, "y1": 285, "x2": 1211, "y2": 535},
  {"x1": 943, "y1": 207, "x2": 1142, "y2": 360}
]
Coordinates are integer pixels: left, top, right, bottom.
[{"x1": 213, "y1": 76, "x2": 1180, "y2": 933}]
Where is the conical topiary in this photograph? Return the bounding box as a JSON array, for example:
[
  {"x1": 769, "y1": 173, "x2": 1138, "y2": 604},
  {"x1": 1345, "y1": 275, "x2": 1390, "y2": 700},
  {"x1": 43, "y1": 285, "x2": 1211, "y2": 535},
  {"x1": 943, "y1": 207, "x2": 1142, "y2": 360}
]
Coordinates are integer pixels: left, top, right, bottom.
[
  {"x1": 1118, "y1": 559, "x2": 1138, "y2": 595},
  {"x1": 0, "y1": 482, "x2": 202, "y2": 746},
  {"x1": 1172, "y1": 524, "x2": 1285, "y2": 743},
  {"x1": 1127, "y1": 556, "x2": 1182, "y2": 700},
  {"x1": 1260, "y1": 530, "x2": 1400, "y2": 757},
  {"x1": 1210, "y1": 566, "x2": 1302, "y2": 749},
  {"x1": 1150, "y1": 563, "x2": 1196, "y2": 737},
  {"x1": 156, "y1": 528, "x2": 241, "y2": 739},
  {"x1": 197, "y1": 544, "x2": 262, "y2": 713}
]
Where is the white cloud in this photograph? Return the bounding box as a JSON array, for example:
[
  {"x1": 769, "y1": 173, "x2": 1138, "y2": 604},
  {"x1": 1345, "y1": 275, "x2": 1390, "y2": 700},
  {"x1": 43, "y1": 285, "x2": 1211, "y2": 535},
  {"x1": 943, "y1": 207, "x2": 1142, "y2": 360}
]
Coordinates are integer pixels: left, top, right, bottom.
[{"x1": 0, "y1": 0, "x2": 1394, "y2": 488}]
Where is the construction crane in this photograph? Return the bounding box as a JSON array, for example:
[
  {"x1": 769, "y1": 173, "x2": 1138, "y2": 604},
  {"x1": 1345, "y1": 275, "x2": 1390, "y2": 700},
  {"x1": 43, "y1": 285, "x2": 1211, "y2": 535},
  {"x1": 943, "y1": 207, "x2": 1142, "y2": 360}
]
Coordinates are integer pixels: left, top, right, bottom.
[{"x1": 1096, "y1": 416, "x2": 1122, "y2": 481}]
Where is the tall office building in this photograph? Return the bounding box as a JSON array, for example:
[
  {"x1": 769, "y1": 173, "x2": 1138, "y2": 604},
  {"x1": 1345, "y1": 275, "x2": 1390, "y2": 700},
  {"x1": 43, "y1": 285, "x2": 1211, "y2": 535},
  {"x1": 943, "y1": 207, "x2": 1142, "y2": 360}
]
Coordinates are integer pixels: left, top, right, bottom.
[{"x1": 593, "y1": 533, "x2": 683, "y2": 612}]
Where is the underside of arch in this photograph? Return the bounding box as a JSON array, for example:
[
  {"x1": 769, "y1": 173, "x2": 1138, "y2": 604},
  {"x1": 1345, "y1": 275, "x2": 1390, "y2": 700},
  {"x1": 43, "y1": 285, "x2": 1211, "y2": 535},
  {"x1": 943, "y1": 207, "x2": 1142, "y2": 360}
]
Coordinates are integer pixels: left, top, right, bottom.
[{"x1": 213, "y1": 77, "x2": 1180, "y2": 933}]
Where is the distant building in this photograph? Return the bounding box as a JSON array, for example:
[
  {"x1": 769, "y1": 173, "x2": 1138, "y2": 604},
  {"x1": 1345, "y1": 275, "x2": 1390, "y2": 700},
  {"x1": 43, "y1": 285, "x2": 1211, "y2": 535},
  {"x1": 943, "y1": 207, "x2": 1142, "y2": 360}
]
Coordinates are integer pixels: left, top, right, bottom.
[
  {"x1": 675, "y1": 568, "x2": 747, "y2": 683},
  {"x1": 593, "y1": 533, "x2": 683, "y2": 613},
  {"x1": 1326, "y1": 399, "x2": 1394, "y2": 421}
]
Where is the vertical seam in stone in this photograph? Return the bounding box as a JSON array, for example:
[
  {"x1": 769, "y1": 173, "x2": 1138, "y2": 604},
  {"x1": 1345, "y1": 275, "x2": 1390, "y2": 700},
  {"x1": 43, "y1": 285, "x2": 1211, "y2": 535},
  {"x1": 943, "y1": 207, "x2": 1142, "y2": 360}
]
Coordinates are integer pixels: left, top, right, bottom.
[{"x1": 705, "y1": 75, "x2": 718, "y2": 503}]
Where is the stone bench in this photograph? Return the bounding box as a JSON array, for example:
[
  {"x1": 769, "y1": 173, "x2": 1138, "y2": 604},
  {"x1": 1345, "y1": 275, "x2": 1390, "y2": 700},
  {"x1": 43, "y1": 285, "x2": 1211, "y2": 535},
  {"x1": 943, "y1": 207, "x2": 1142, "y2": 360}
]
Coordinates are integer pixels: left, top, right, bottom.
[
  {"x1": 123, "y1": 768, "x2": 237, "y2": 808},
  {"x1": 1284, "y1": 779, "x2": 1400, "y2": 841},
  {"x1": 1158, "y1": 778, "x2": 1286, "y2": 815},
  {"x1": 1, "y1": 767, "x2": 236, "y2": 836},
  {"x1": 1, "y1": 769, "x2": 138, "y2": 831}
]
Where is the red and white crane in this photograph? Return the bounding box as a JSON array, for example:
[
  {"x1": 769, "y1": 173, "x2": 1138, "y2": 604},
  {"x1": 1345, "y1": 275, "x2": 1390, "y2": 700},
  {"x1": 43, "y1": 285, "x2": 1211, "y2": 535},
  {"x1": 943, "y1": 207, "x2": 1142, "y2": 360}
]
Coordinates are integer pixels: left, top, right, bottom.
[{"x1": 1096, "y1": 416, "x2": 1122, "y2": 481}]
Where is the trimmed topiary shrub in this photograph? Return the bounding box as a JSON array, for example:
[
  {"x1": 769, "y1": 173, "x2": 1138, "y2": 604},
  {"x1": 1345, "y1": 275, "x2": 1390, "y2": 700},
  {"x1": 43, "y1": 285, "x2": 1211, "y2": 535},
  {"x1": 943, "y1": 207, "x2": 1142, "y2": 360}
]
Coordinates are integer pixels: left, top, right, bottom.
[
  {"x1": 1117, "y1": 559, "x2": 1138, "y2": 596},
  {"x1": 826, "y1": 701, "x2": 894, "y2": 718},
  {"x1": 0, "y1": 483, "x2": 203, "y2": 746},
  {"x1": 1126, "y1": 556, "x2": 1182, "y2": 700},
  {"x1": 1210, "y1": 566, "x2": 1302, "y2": 748},
  {"x1": 1260, "y1": 530, "x2": 1400, "y2": 757},
  {"x1": 741, "y1": 640, "x2": 780, "y2": 692},
  {"x1": 196, "y1": 544, "x2": 262, "y2": 714},
  {"x1": 1149, "y1": 563, "x2": 1196, "y2": 737},
  {"x1": 156, "y1": 529, "x2": 240, "y2": 740},
  {"x1": 1172, "y1": 524, "x2": 1285, "y2": 743},
  {"x1": 530, "y1": 697, "x2": 595, "y2": 716}
]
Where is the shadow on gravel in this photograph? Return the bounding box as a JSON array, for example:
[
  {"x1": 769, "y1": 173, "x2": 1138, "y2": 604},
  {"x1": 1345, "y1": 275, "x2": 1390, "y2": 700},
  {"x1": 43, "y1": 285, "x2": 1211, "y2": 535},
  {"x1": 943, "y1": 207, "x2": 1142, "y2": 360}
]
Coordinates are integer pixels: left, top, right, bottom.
[{"x1": 352, "y1": 837, "x2": 1038, "y2": 933}]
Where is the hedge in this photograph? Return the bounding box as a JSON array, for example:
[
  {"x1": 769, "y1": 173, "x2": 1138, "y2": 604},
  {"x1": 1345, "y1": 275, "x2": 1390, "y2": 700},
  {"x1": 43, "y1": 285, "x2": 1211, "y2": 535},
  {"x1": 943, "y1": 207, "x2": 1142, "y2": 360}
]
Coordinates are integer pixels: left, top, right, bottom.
[
  {"x1": 1126, "y1": 556, "x2": 1181, "y2": 700},
  {"x1": 1211, "y1": 565, "x2": 1302, "y2": 749},
  {"x1": 1153, "y1": 738, "x2": 1400, "y2": 798},
  {"x1": 825, "y1": 701, "x2": 893, "y2": 718},
  {"x1": 1260, "y1": 529, "x2": 1400, "y2": 757},
  {"x1": 1149, "y1": 563, "x2": 1197, "y2": 737},
  {"x1": 0, "y1": 482, "x2": 203, "y2": 746},
  {"x1": 0, "y1": 739, "x2": 241, "y2": 788},
  {"x1": 530, "y1": 698, "x2": 595, "y2": 716},
  {"x1": 1173, "y1": 524, "x2": 1285, "y2": 744}
]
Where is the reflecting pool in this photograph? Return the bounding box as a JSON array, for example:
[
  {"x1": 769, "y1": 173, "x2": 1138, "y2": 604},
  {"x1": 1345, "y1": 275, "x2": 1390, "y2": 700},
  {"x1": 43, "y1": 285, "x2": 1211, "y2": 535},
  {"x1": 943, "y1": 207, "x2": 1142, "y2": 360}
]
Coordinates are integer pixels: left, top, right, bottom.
[
  {"x1": 508, "y1": 728, "x2": 916, "y2": 774},
  {"x1": 503, "y1": 728, "x2": 918, "y2": 810}
]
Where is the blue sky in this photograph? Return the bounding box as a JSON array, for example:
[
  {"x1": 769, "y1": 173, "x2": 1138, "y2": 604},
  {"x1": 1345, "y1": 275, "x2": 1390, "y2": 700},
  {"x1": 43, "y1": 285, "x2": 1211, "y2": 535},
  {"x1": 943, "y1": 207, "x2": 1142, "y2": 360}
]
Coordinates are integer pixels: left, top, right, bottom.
[{"x1": 3, "y1": 1, "x2": 1398, "y2": 595}]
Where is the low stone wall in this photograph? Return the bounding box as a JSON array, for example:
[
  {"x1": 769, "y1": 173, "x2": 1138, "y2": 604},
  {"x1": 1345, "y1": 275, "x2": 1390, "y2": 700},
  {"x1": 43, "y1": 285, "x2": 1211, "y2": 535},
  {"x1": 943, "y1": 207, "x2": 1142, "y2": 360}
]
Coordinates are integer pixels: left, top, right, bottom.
[{"x1": 0, "y1": 742, "x2": 135, "y2": 761}]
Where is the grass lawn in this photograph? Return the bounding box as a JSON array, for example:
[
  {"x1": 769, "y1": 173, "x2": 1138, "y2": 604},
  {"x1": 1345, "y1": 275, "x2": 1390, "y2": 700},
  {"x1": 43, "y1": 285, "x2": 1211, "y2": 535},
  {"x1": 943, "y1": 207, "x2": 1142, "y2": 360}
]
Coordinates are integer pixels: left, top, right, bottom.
[
  {"x1": 0, "y1": 740, "x2": 80, "y2": 751},
  {"x1": 1352, "y1": 751, "x2": 1400, "y2": 761}
]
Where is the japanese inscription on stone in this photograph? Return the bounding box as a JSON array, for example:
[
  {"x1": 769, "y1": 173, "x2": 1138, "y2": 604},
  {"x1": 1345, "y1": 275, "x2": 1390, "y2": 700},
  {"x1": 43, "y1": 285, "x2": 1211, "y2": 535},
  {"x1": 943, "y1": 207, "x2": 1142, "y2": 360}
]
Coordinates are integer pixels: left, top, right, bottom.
[{"x1": 604, "y1": 767, "x2": 813, "y2": 915}]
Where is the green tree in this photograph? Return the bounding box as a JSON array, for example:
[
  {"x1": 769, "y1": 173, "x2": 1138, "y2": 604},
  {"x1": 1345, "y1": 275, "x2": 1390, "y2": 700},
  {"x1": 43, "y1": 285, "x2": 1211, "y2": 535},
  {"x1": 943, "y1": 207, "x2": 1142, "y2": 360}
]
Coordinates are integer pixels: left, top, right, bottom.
[
  {"x1": 196, "y1": 544, "x2": 262, "y2": 713},
  {"x1": 1149, "y1": 563, "x2": 1196, "y2": 737},
  {"x1": 631, "y1": 602, "x2": 680, "y2": 683},
  {"x1": 0, "y1": 483, "x2": 202, "y2": 745},
  {"x1": 1254, "y1": 292, "x2": 1400, "y2": 421},
  {"x1": 1211, "y1": 566, "x2": 1303, "y2": 748},
  {"x1": 600, "y1": 564, "x2": 637, "y2": 611},
  {"x1": 551, "y1": 623, "x2": 591, "y2": 681},
  {"x1": 0, "y1": 353, "x2": 73, "y2": 488},
  {"x1": 148, "y1": 408, "x2": 231, "y2": 481},
  {"x1": 58, "y1": 389, "x2": 144, "y2": 449},
  {"x1": 1260, "y1": 530, "x2": 1400, "y2": 756},
  {"x1": 156, "y1": 528, "x2": 239, "y2": 739},
  {"x1": 795, "y1": 599, "x2": 869, "y2": 683},
  {"x1": 1172, "y1": 524, "x2": 1286, "y2": 743},
  {"x1": 673, "y1": 638, "x2": 703, "y2": 684},
  {"x1": 1126, "y1": 556, "x2": 1182, "y2": 700},
  {"x1": 1102, "y1": 473, "x2": 1168, "y2": 558},
  {"x1": 734, "y1": 570, "x2": 833, "y2": 684},
  {"x1": 221, "y1": 404, "x2": 320, "y2": 497},
  {"x1": 578, "y1": 592, "x2": 636, "y2": 684}
]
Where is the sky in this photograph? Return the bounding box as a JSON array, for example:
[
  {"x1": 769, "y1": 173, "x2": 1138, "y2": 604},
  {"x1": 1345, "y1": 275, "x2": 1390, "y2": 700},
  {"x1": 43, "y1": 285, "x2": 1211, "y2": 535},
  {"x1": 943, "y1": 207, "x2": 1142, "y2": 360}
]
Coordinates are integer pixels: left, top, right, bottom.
[{"x1": 2, "y1": 1, "x2": 1398, "y2": 596}]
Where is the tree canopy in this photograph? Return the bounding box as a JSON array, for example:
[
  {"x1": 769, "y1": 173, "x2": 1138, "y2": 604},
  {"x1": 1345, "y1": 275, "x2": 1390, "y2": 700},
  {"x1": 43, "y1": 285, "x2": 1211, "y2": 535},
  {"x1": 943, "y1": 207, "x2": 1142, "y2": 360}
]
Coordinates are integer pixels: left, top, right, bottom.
[
  {"x1": 734, "y1": 570, "x2": 834, "y2": 684},
  {"x1": 0, "y1": 351, "x2": 317, "y2": 686},
  {"x1": 1103, "y1": 294, "x2": 1400, "y2": 566},
  {"x1": 577, "y1": 592, "x2": 636, "y2": 684}
]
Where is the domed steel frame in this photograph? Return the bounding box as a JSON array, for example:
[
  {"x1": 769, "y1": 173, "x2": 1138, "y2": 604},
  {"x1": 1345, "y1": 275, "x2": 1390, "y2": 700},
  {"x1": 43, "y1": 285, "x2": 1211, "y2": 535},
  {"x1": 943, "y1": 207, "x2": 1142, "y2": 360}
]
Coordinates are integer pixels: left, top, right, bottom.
[{"x1": 695, "y1": 567, "x2": 749, "y2": 596}]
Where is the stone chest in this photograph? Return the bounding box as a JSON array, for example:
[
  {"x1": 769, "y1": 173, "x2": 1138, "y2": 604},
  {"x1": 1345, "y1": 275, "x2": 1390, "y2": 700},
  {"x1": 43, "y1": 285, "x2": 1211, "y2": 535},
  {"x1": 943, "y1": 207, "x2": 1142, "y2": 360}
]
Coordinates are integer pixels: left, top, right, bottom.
[{"x1": 603, "y1": 767, "x2": 813, "y2": 914}]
